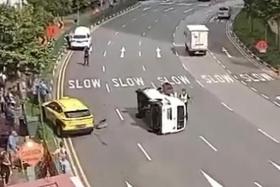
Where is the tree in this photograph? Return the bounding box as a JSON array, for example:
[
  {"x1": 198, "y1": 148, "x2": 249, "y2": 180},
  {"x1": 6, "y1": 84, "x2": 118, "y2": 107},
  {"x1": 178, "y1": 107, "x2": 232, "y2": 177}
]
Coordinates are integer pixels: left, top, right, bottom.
[{"x1": 243, "y1": 0, "x2": 258, "y2": 33}]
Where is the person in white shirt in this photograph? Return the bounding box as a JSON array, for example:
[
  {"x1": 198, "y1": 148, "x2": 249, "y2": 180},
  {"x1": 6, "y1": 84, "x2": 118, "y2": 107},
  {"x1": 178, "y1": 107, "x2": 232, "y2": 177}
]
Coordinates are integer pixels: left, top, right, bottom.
[{"x1": 179, "y1": 88, "x2": 190, "y2": 120}]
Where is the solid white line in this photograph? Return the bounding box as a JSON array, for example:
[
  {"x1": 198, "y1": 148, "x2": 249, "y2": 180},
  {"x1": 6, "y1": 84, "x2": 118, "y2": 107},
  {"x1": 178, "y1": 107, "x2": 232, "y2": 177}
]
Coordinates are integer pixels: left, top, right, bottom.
[
  {"x1": 115, "y1": 108, "x2": 124, "y2": 121},
  {"x1": 274, "y1": 101, "x2": 280, "y2": 107},
  {"x1": 138, "y1": 51, "x2": 142, "y2": 56},
  {"x1": 151, "y1": 82, "x2": 156, "y2": 88},
  {"x1": 184, "y1": 8, "x2": 193, "y2": 13},
  {"x1": 106, "y1": 83, "x2": 111, "y2": 93},
  {"x1": 226, "y1": 69, "x2": 232, "y2": 74},
  {"x1": 102, "y1": 65, "x2": 106, "y2": 72},
  {"x1": 137, "y1": 143, "x2": 152, "y2": 161},
  {"x1": 103, "y1": 50, "x2": 107, "y2": 57},
  {"x1": 122, "y1": 24, "x2": 126, "y2": 28},
  {"x1": 115, "y1": 31, "x2": 119, "y2": 35},
  {"x1": 139, "y1": 40, "x2": 142, "y2": 46},
  {"x1": 258, "y1": 129, "x2": 279, "y2": 143},
  {"x1": 251, "y1": 87, "x2": 258, "y2": 92},
  {"x1": 182, "y1": 63, "x2": 189, "y2": 71},
  {"x1": 254, "y1": 181, "x2": 263, "y2": 187},
  {"x1": 221, "y1": 102, "x2": 233, "y2": 111},
  {"x1": 261, "y1": 94, "x2": 269, "y2": 99},
  {"x1": 199, "y1": 136, "x2": 218, "y2": 152},
  {"x1": 107, "y1": 40, "x2": 111, "y2": 45},
  {"x1": 142, "y1": 65, "x2": 146, "y2": 71},
  {"x1": 196, "y1": 80, "x2": 205, "y2": 88}
]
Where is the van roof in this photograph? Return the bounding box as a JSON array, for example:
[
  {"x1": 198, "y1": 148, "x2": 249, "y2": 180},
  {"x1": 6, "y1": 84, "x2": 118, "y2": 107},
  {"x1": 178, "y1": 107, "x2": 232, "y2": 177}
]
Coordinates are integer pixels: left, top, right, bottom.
[
  {"x1": 140, "y1": 88, "x2": 184, "y2": 106},
  {"x1": 186, "y1": 25, "x2": 209, "y2": 31},
  {"x1": 74, "y1": 26, "x2": 90, "y2": 34}
]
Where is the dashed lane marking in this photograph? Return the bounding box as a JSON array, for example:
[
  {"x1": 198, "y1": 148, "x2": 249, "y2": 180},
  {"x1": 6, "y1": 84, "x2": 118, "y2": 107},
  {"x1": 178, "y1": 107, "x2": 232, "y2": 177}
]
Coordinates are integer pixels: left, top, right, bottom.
[
  {"x1": 107, "y1": 40, "x2": 111, "y2": 45},
  {"x1": 102, "y1": 65, "x2": 106, "y2": 72},
  {"x1": 151, "y1": 82, "x2": 156, "y2": 88},
  {"x1": 226, "y1": 69, "x2": 232, "y2": 74},
  {"x1": 221, "y1": 102, "x2": 233, "y2": 111},
  {"x1": 184, "y1": 8, "x2": 193, "y2": 14},
  {"x1": 138, "y1": 51, "x2": 142, "y2": 57},
  {"x1": 115, "y1": 31, "x2": 119, "y2": 35},
  {"x1": 250, "y1": 87, "x2": 258, "y2": 92},
  {"x1": 261, "y1": 94, "x2": 269, "y2": 100},
  {"x1": 139, "y1": 40, "x2": 142, "y2": 46},
  {"x1": 274, "y1": 101, "x2": 280, "y2": 107},
  {"x1": 132, "y1": 18, "x2": 137, "y2": 21},
  {"x1": 142, "y1": 32, "x2": 146, "y2": 36},
  {"x1": 258, "y1": 129, "x2": 279, "y2": 143},
  {"x1": 147, "y1": 25, "x2": 152, "y2": 30},
  {"x1": 155, "y1": 19, "x2": 158, "y2": 23},
  {"x1": 115, "y1": 108, "x2": 124, "y2": 121},
  {"x1": 241, "y1": 80, "x2": 247, "y2": 85},
  {"x1": 137, "y1": 143, "x2": 152, "y2": 161},
  {"x1": 199, "y1": 136, "x2": 218, "y2": 152},
  {"x1": 269, "y1": 160, "x2": 280, "y2": 171},
  {"x1": 142, "y1": 65, "x2": 146, "y2": 71},
  {"x1": 122, "y1": 24, "x2": 126, "y2": 28},
  {"x1": 254, "y1": 182, "x2": 263, "y2": 187},
  {"x1": 106, "y1": 83, "x2": 111, "y2": 93},
  {"x1": 103, "y1": 50, "x2": 107, "y2": 57},
  {"x1": 196, "y1": 80, "x2": 205, "y2": 88}
]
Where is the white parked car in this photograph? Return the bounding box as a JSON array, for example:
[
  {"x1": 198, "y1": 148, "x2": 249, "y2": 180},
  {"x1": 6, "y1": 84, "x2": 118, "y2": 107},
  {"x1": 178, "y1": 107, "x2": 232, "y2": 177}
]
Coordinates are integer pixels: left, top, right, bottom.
[
  {"x1": 70, "y1": 26, "x2": 92, "y2": 49},
  {"x1": 217, "y1": 6, "x2": 231, "y2": 19}
]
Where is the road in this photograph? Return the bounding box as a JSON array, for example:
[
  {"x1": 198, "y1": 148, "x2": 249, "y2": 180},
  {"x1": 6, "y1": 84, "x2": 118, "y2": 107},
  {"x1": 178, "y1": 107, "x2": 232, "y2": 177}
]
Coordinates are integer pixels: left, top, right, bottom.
[{"x1": 61, "y1": 0, "x2": 280, "y2": 186}]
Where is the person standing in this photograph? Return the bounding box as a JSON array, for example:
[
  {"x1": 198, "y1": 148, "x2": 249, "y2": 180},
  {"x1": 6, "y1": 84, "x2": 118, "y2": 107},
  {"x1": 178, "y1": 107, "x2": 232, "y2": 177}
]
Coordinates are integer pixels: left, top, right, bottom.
[
  {"x1": 7, "y1": 130, "x2": 18, "y2": 168},
  {"x1": 179, "y1": 88, "x2": 190, "y2": 120},
  {"x1": 0, "y1": 151, "x2": 12, "y2": 185},
  {"x1": 65, "y1": 34, "x2": 71, "y2": 49},
  {"x1": 83, "y1": 47, "x2": 90, "y2": 66},
  {"x1": 52, "y1": 141, "x2": 67, "y2": 161},
  {"x1": 59, "y1": 156, "x2": 72, "y2": 175}
]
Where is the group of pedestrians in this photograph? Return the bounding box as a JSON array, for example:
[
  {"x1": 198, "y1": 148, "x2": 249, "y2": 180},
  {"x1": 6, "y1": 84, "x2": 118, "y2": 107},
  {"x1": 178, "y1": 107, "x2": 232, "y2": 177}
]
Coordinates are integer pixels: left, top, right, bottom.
[{"x1": 52, "y1": 141, "x2": 72, "y2": 175}]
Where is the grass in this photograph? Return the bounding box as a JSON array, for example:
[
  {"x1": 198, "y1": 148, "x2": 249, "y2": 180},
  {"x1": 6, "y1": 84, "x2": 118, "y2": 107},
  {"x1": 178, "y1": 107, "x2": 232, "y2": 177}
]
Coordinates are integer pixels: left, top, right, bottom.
[{"x1": 233, "y1": 9, "x2": 280, "y2": 68}]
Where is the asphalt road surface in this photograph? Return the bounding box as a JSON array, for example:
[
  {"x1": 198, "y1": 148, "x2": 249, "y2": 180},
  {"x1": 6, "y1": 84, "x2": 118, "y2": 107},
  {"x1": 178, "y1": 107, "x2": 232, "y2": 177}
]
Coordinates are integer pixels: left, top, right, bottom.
[{"x1": 64, "y1": 0, "x2": 280, "y2": 186}]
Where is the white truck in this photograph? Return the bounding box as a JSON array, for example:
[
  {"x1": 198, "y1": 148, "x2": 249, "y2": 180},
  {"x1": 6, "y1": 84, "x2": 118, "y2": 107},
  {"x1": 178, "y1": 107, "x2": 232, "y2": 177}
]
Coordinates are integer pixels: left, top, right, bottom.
[{"x1": 184, "y1": 25, "x2": 209, "y2": 56}]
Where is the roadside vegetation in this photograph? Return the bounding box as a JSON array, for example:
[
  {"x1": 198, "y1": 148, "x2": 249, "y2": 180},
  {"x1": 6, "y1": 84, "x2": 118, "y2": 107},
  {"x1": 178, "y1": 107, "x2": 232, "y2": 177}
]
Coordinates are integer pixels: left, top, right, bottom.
[{"x1": 233, "y1": 0, "x2": 280, "y2": 68}]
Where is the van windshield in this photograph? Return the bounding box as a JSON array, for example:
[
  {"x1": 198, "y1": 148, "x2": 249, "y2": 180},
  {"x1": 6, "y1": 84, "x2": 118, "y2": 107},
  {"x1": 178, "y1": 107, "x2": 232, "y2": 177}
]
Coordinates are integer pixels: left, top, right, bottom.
[{"x1": 73, "y1": 35, "x2": 87, "y2": 39}]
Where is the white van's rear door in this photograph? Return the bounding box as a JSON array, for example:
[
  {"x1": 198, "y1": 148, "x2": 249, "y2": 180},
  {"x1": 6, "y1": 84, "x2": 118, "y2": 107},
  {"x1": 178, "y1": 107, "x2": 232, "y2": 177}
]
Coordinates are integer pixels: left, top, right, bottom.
[{"x1": 191, "y1": 31, "x2": 208, "y2": 50}]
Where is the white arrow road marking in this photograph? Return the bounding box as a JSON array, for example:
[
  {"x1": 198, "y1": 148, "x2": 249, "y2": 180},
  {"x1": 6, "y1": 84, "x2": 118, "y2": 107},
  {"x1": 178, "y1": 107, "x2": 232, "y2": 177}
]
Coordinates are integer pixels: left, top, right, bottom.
[
  {"x1": 258, "y1": 129, "x2": 279, "y2": 143},
  {"x1": 269, "y1": 160, "x2": 280, "y2": 171},
  {"x1": 156, "y1": 47, "x2": 161, "y2": 58},
  {"x1": 184, "y1": 8, "x2": 193, "y2": 13},
  {"x1": 120, "y1": 46, "x2": 126, "y2": 58},
  {"x1": 201, "y1": 170, "x2": 223, "y2": 187},
  {"x1": 222, "y1": 47, "x2": 232, "y2": 58},
  {"x1": 254, "y1": 181, "x2": 263, "y2": 187},
  {"x1": 221, "y1": 102, "x2": 233, "y2": 111},
  {"x1": 199, "y1": 136, "x2": 218, "y2": 152},
  {"x1": 137, "y1": 143, "x2": 152, "y2": 161},
  {"x1": 125, "y1": 181, "x2": 133, "y2": 187},
  {"x1": 115, "y1": 108, "x2": 124, "y2": 120}
]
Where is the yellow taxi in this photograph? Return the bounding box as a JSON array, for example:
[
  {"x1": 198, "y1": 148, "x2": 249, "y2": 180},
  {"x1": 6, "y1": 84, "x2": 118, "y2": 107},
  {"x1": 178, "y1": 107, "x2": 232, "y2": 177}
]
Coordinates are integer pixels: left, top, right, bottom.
[{"x1": 42, "y1": 97, "x2": 94, "y2": 136}]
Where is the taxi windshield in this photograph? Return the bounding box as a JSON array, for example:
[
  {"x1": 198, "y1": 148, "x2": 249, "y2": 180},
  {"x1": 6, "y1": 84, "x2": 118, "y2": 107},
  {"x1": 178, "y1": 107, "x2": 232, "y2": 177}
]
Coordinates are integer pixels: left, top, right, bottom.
[{"x1": 65, "y1": 110, "x2": 91, "y2": 118}]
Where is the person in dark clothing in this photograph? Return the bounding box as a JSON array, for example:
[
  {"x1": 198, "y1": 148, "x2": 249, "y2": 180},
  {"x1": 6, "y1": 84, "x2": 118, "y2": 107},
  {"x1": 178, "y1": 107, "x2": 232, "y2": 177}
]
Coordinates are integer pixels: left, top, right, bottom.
[
  {"x1": 65, "y1": 34, "x2": 71, "y2": 49},
  {"x1": 0, "y1": 151, "x2": 11, "y2": 185},
  {"x1": 84, "y1": 47, "x2": 90, "y2": 66}
]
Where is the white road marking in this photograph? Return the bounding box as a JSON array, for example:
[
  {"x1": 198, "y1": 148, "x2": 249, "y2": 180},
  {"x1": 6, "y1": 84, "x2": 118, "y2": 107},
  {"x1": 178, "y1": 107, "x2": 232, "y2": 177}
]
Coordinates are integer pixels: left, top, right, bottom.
[
  {"x1": 156, "y1": 47, "x2": 161, "y2": 58},
  {"x1": 115, "y1": 31, "x2": 119, "y2": 35},
  {"x1": 175, "y1": 26, "x2": 178, "y2": 30},
  {"x1": 147, "y1": 25, "x2": 152, "y2": 30},
  {"x1": 142, "y1": 65, "x2": 146, "y2": 71},
  {"x1": 132, "y1": 18, "x2": 137, "y2": 21},
  {"x1": 258, "y1": 129, "x2": 279, "y2": 143},
  {"x1": 142, "y1": 32, "x2": 146, "y2": 36},
  {"x1": 175, "y1": 51, "x2": 179, "y2": 56},
  {"x1": 184, "y1": 8, "x2": 193, "y2": 13},
  {"x1": 276, "y1": 96, "x2": 280, "y2": 100},
  {"x1": 182, "y1": 63, "x2": 189, "y2": 71},
  {"x1": 120, "y1": 46, "x2": 126, "y2": 58},
  {"x1": 122, "y1": 24, "x2": 126, "y2": 28},
  {"x1": 138, "y1": 51, "x2": 142, "y2": 57},
  {"x1": 173, "y1": 33, "x2": 175, "y2": 38},
  {"x1": 155, "y1": 19, "x2": 158, "y2": 23},
  {"x1": 222, "y1": 47, "x2": 232, "y2": 58},
  {"x1": 241, "y1": 80, "x2": 247, "y2": 85},
  {"x1": 125, "y1": 181, "x2": 134, "y2": 187},
  {"x1": 106, "y1": 83, "x2": 111, "y2": 93},
  {"x1": 261, "y1": 94, "x2": 269, "y2": 99},
  {"x1": 250, "y1": 87, "x2": 258, "y2": 92},
  {"x1": 254, "y1": 181, "x2": 263, "y2": 187},
  {"x1": 102, "y1": 65, "x2": 106, "y2": 72},
  {"x1": 274, "y1": 101, "x2": 280, "y2": 107},
  {"x1": 226, "y1": 69, "x2": 232, "y2": 74},
  {"x1": 115, "y1": 108, "x2": 124, "y2": 121},
  {"x1": 151, "y1": 82, "x2": 156, "y2": 88},
  {"x1": 139, "y1": 40, "x2": 142, "y2": 46},
  {"x1": 212, "y1": 55, "x2": 217, "y2": 60},
  {"x1": 269, "y1": 160, "x2": 280, "y2": 171},
  {"x1": 103, "y1": 50, "x2": 107, "y2": 57},
  {"x1": 107, "y1": 40, "x2": 111, "y2": 45},
  {"x1": 221, "y1": 64, "x2": 226, "y2": 69},
  {"x1": 164, "y1": 7, "x2": 174, "y2": 12},
  {"x1": 143, "y1": 7, "x2": 151, "y2": 11},
  {"x1": 196, "y1": 80, "x2": 205, "y2": 88},
  {"x1": 173, "y1": 43, "x2": 185, "y2": 47},
  {"x1": 233, "y1": 75, "x2": 238, "y2": 79},
  {"x1": 221, "y1": 102, "x2": 233, "y2": 111},
  {"x1": 201, "y1": 170, "x2": 223, "y2": 187},
  {"x1": 137, "y1": 143, "x2": 152, "y2": 161},
  {"x1": 178, "y1": 3, "x2": 192, "y2": 6},
  {"x1": 199, "y1": 136, "x2": 218, "y2": 152}
]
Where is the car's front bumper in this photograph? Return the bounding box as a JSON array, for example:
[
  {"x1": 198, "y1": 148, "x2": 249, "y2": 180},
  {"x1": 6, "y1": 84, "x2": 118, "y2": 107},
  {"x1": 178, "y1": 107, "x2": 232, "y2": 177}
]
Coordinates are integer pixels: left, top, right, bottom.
[{"x1": 63, "y1": 126, "x2": 94, "y2": 135}]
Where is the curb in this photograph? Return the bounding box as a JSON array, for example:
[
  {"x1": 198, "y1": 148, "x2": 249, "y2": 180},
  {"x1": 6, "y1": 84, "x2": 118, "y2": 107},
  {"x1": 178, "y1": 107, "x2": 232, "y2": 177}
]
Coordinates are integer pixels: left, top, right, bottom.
[{"x1": 228, "y1": 19, "x2": 280, "y2": 76}]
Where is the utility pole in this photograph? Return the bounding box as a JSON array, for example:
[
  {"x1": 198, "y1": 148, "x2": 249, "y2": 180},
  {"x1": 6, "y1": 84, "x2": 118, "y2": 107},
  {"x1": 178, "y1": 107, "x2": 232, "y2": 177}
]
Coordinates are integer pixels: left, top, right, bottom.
[{"x1": 77, "y1": 1, "x2": 80, "y2": 25}]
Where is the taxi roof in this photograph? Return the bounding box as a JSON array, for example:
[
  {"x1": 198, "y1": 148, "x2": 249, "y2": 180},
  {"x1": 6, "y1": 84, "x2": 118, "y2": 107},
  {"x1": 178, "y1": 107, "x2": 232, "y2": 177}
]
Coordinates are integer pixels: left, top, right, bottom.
[{"x1": 57, "y1": 97, "x2": 88, "y2": 112}]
